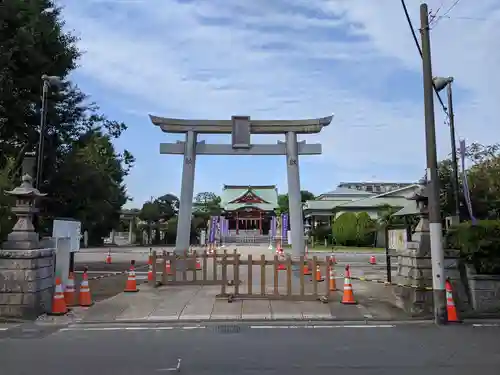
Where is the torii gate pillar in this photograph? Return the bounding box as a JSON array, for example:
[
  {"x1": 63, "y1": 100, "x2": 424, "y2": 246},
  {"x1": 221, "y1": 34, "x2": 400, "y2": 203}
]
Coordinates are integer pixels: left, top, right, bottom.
[{"x1": 151, "y1": 114, "x2": 333, "y2": 257}]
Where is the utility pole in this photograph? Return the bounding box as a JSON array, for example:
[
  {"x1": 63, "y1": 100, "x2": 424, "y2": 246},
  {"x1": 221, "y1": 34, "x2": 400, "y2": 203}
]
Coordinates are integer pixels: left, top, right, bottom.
[
  {"x1": 420, "y1": 3, "x2": 447, "y2": 324},
  {"x1": 447, "y1": 81, "x2": 461, "y2": 219}
]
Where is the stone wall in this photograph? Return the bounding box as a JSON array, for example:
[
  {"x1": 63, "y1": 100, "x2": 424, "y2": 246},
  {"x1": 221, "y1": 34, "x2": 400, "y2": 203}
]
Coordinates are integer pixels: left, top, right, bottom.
[
  {"x1": 0, "y1": 248, "x2": 55, "y2": 319},
  {"x1": 466, "y1": 266, "x2": 500, "y2": 312},
  {"x1": 392, "y1": 244, "x2": 469, "y2": 317}
]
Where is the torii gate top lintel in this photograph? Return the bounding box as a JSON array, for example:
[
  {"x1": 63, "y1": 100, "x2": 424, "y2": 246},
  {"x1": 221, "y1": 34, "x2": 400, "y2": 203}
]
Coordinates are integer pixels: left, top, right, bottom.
[{"x1": 149, "y1": 114, "x2": 333, "y2": 135}]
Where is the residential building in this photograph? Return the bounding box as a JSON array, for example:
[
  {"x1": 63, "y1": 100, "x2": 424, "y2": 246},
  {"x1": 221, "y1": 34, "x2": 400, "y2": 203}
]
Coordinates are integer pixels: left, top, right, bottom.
[
  {"x1": 303, "y1": 183, "x2": 420, "y2": 227},
  {"x1": 338, "y1": 181, "x2": 415, "y2": 194}
]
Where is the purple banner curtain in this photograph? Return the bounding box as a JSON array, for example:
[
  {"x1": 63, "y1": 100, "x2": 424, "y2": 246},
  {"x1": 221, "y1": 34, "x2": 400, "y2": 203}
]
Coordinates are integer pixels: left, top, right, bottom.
[
  {"x1": 219, "y1": 217, "x2": 225, "y2": 237},
  {"x1": 219, "y1": 217, "x2": 229, "y2": 236},
  {"x1": 271, "y1": 216, "x2": 277, "y2": 237},
  {"x1": 460, "y1": 140, "x2": 477, "y2": 225},
  {"x1": 209, "y1": 216, "x2": 218, "y2": 243},
  {"x1": 281, "y1": 213, "x2": 288, "y2": 239}
]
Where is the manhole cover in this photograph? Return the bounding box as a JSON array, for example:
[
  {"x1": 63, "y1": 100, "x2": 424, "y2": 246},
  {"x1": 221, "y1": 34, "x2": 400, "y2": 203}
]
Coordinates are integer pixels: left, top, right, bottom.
[{"x1": 216, "y1": 324, "x2": 241, "y2": 334}]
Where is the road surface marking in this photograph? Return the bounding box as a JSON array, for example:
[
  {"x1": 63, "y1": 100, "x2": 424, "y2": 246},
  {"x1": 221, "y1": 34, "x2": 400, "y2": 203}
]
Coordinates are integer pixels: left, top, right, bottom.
[
  {"x1": 0, "y1": 327, "x2": 9, "y2": 331},
  {"x1": 249, "y1": 324, "x2": 395, "y2": 329},
  {"x1": 59, "y1": 326, "x2": 206, "y2": 332},
  {"x1": 472, "y1": 323, "x2": 500, "y2": 327}
]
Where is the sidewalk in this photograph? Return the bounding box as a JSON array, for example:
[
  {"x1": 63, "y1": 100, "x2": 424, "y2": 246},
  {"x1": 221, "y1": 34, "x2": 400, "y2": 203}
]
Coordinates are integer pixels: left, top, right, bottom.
[{"x1": 36, "y1": 279, "x2": 410, "y2": 325}]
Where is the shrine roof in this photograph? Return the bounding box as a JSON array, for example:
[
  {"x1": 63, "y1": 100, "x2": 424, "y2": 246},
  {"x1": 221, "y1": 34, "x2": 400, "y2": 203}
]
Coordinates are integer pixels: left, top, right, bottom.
[{"x1": 221, "y1": 185, "x2": 278, "y2": 211}]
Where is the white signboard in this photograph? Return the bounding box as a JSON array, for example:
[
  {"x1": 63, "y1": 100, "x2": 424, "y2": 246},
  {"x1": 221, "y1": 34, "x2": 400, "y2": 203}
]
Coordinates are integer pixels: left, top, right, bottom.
[
  {"x1": 53, "y1": 219, "x2": 82, "y2": 252},
  {"x1": 388, "y1": 229, "x2": 407, "y2": 251}
]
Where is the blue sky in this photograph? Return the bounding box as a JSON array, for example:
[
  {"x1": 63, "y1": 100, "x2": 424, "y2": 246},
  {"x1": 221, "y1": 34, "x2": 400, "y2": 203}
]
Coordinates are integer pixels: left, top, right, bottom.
[{"x1": 57, "y1": 0, "x2": 500, "y2": 208}]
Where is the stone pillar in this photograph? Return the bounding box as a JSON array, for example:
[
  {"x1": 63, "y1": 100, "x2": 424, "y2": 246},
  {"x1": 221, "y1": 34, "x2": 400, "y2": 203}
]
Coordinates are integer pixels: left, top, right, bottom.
[
  {"x1": 285, "y1": 131, "x2": 305, "y2": 258},
  {"x1": 175, "y1": 130, "x2": 197, "y2": 253},
  {"x1": 0, "y1": 174, "x2": 55, "y2": 319},
  {"x1": 392, "y1": 211, "x2": 467, "y2": 316},
  {"x1": 128, "y1": 218, "x2": 134, "y2": 244}
]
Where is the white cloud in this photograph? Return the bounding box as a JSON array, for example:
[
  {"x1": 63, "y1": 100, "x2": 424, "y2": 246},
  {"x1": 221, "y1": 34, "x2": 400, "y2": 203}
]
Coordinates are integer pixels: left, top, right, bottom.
[{"x1": 58, "y1": 0, "x2": 500, "y2": 190}]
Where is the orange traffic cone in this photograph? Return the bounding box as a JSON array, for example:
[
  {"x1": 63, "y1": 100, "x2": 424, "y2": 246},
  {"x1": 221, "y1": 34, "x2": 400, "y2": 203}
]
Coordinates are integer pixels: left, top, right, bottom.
[
  {"x1": 125, "y1": 261, "x2": 139, "y2": 292},
  {"x1": 50, "y1": 277, "x2": 68, "y2": 315},
  {"x1": 79, "y1": 268, "x2": 94, "y2": 307},
  {"x1": 369, "y1": 255, "x2": 376, "y2": 265},
  {"x1": 341, "y1": 265, "x2": 356, "y2": 304},
  {"x1": 315, "y1": 265, "x2": 325, "y2": 282},
  {"x1": 303, "y1": 261, "x2": 312, "y2": 275},
  {"x1": 330, "y1": 255, "x2": 337, "y2": 264},
  {"x1": 278, "y1": 251, "x2": 286, "y2": 270},
  {"x1": 196, "y1": 259, "x2": 202, "y2": 270},
  {"x1": 64, "y1": 272, "x2": 77, "y2": 306},
  {"x1": 147, "y1": 261, "x2": 154, "y2": 282},
  {"x1": 166, "y1": 260, "x2": 172, "y2": 275},
  {"x1": 329, "y1": 266, "x2": 337, "y2": 291},
  {"x1": 446, "y1": 279, "x2": 461, "y2": 323},
  {"x1": 105, "y1": 249, "x2": 112, "y2": 264}
]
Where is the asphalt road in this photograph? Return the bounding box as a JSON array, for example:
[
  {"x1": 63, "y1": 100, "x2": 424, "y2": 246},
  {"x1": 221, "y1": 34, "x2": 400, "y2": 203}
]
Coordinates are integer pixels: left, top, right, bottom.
[{"x1": 1, "y1": 322, "x2": 500, "y2": 374}]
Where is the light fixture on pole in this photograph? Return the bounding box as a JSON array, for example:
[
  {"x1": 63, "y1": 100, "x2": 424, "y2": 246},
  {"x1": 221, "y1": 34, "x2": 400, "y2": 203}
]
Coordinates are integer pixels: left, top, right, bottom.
[
  {"x1": 433, "y1": 76, "x2": 460, "y2": 221},
  {"x1": 35, "y1": 74, "x2": 62, "y2": 190}
]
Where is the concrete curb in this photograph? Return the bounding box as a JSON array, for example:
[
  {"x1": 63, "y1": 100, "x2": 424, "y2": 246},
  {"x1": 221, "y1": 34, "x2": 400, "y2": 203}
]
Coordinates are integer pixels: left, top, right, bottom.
[{"x1": 69, "y1": 318, "x2": 434, "y2": 326}]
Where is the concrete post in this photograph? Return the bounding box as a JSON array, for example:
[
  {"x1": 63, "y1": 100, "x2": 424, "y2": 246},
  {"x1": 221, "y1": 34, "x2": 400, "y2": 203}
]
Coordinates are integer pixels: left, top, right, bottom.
[
  {"x1": 175, "y1": 130, "x2": 197, "y2": 253},
  {"x1": 285, "y1": 131, "x2": 305, "y2": 258},
  {"x1": 128, "y1": 218, "x2": 134, "y2": 244}
]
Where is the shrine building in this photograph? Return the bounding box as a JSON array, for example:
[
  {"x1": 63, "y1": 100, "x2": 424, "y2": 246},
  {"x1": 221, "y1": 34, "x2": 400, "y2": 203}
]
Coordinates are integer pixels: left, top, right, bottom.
[{"x1": 220, "y1": 185, "x2": 278, "y2": 236}]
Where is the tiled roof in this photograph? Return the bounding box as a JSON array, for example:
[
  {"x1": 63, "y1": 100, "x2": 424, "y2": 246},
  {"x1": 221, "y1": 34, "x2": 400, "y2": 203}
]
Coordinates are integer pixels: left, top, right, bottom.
[
  {"x1": 335, "y1": 196, "x2": 408, "y2": 209},
  {"x1": 220, "y1": 185, "x2": 278, "y2": 211},
  {"x1": 319, "y1": 187, "x2": 374, "y2": 197}
]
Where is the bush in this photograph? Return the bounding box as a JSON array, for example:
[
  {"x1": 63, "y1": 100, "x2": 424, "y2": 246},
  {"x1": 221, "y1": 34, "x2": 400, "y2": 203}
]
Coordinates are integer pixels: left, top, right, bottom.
[
  {"x1": 446, "y1": 220, "x2": 500, "y2": 274},
  {"x1": 356, "y1": 212, "x2": 375, "y2": 247},
  {"x1": 332, "y1": 212, "x2": 358, "y2": 246}
]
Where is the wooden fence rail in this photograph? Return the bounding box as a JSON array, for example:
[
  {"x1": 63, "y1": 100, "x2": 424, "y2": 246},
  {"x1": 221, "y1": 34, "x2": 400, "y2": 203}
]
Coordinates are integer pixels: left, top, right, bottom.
[
  {"x1": 218, "y1": 254, "x2": 331, "y2": 301},
  {"x1": 150, "y1": 249, "x2": 238, "y2": 286},
  {"x1": 151, "y1": 250, "x2": 335, "y2": 301}
]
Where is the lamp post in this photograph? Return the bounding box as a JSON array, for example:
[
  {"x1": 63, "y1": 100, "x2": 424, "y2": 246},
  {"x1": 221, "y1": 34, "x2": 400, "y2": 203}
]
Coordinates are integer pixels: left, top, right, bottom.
[
  {"x1": 35, "y1": 75, "x2": 62, "y2": 190},
  {"x1": 433, "y1": 76, "x2": 460, "y2": 221},
  {"x1": 33, "y1": 75, "x2": 62, "y2": 234}
]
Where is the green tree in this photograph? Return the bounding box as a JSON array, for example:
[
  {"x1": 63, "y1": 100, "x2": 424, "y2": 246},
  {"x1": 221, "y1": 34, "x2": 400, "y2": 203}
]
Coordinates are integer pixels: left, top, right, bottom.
[
  {"x1": 193, "y1": 192, "x2": 221, "y2": 220},
  {"x1": 1, "y1": 1, "x2": 134, "y2": 244},
  {"x1": 154, "y1": 194, "x2": 179, "y2": 220},
  {"x1": 0, "y1": 157, "x2": 16, "y2": 241},
  {"x1": 277, "y1": 190, "x2": 315, "y2": 214},
  {"x1": 45, "y1": 131, "x2": 133, "y2": 244}
]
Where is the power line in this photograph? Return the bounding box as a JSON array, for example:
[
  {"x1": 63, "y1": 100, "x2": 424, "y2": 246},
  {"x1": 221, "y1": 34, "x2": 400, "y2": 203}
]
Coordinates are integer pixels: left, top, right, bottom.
[
  {"x1": 400, "y1": 0, "x2": 448, "y2": 117},
  {"x1": 431, "y1": 0, "x2": 463, "y2": 27},
  {"x1": 440, "y1": 0, "x2": 462, "y2": 19}
]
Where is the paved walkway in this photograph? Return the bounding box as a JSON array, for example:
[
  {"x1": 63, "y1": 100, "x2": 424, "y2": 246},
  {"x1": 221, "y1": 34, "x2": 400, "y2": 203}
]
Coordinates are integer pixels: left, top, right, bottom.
[{"x1": 36, "y1": 278, "x2": 409, "y2": 325}]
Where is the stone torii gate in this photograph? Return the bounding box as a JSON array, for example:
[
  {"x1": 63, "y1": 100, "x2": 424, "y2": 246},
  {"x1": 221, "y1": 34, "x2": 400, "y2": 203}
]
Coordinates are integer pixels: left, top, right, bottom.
[{"x1": 150, "y1": 115, "x2": 332, "y2": 258}]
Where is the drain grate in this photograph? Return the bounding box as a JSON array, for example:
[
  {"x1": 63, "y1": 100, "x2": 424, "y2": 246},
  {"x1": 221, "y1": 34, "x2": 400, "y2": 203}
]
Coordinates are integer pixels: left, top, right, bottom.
[{"x1": 216, "y1": 324, "x2": 241, "y2": 334}]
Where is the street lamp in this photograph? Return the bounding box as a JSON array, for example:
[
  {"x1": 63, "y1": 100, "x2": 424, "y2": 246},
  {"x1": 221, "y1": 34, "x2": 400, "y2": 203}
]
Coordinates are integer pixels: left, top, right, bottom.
[
  {"x1": 33, "y1": 75, "x2": 62, "y2": 234},
  {"x1": 433, "y1": 76, "x2": 460, "y2": 221},
  {"x1": 35, "y1": 74, "x2": 62, "y2": 189}
]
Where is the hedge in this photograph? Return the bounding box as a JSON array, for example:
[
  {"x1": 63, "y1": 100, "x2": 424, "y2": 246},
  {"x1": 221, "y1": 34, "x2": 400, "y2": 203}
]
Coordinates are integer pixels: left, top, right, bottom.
[
  {"x1": 445, "y1": 220, "x2": 500, "y2": 274},
  {"x1": 332, "y1": 212, "x2": 375, "y2": 247}
]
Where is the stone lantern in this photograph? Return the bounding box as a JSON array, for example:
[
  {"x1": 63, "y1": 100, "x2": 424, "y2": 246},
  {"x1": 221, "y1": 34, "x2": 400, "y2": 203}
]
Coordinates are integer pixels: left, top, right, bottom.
[
  {"x1": 406, "y1": 184, "x2": 430, "y2": 243},
  {"x1": 0, "y1": 173, "x2": 55, "y2": 319},
  {"x1": 2, "y1": 174, "x2": 46, "y2": 250}
]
